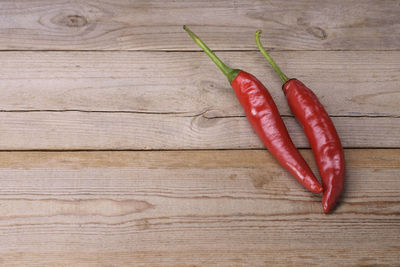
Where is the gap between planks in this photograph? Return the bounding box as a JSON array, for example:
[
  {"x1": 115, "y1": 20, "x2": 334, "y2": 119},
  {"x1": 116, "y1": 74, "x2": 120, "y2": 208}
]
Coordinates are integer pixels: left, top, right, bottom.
[
  {"x1": 0, "y1": 110, "x2": 398, "y2": 119},
  {"x1": 0, "y1": 49, "x2": 400, "y2": 52}
]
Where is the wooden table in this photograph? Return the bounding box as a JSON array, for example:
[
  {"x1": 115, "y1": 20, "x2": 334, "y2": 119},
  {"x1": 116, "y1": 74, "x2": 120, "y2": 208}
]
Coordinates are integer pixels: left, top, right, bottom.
[{"x1": 0, "y1": 1, "x2": 399, "y2": 266}]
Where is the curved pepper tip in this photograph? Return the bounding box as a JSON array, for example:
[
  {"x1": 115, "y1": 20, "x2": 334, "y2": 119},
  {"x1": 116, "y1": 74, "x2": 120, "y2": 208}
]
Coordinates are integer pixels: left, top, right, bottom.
[
  {"x1": 312, "y1": 184, "x2": 323, "y2": 194},
  {"x1": 323, "y1": 202, "x2": 331, "y2": 213},
  {"x1": 322, "y1": 195, "x2": 338, "y2": 213}
]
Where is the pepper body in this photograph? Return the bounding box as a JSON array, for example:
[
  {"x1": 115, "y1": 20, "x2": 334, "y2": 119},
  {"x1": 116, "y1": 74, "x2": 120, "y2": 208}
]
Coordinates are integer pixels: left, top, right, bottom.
[
  {"x1": 283, "y1": 79, "x2": 345, "y2": 212},
  {"x1": 232, "y1": 71, "x2": 323, "y2": 193},
  {"x1": 183, "y1": 25, "x2": 323, "y2": 194}
]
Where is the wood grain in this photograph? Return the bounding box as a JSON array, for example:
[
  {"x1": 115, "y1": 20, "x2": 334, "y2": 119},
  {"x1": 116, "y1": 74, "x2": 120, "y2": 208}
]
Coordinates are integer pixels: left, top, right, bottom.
[
  {"x1": 0, "y1": 0, "x2": 398, "y2": 51},
  {"x1": 0, "y1": 0, "x2": 398, "y2": 265},
  {"x1": 0, "y1": 112, "x2": 398, "y2": 150},
  {"x1": 0, "y1": 51, "x2": 399, "y2": 117},
  {"x1": 0, "y1": 149, "x2": 398, "y2": 265}
]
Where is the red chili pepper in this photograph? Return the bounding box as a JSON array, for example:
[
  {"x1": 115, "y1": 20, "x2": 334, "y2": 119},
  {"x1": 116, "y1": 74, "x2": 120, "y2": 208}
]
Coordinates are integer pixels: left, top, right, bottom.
[
  {"x1": 255, "y1": 30, "x2": 345, "y2": 213},
  {"x1": 184, "y1": 26, "x2": 322, "y2": 194}
]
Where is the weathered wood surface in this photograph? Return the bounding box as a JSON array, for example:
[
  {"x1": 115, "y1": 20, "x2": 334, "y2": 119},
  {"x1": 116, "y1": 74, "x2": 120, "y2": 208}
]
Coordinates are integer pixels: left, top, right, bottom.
[
  {"x1": 0, "y1": 0, "x2": 399, "y2": 265},
  {"x1": 0, "y1": 112, "x2": 397, "y2": 150},
  {"x1": 0, "y1": 0, "x2": 398, "y2": 51},
  {"x1": 0, "y1": 149, "x2": 399, "y2": 266},
  {"x1": 0, "y1": 50, "x2": 398, "y2": 150},
  {"x1": 0, "y1": 51, "x2": 399, "y2": 117},
  {"x1": 0, "y1": 149, "x2": 400, "y2": 266}
]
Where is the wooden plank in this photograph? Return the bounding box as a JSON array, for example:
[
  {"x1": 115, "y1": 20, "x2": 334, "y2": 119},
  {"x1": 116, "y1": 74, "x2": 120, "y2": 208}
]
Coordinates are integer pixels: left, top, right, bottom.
[
  {"x1": 0, "y1": 51, "x2": 399, "y2": 117},
  {"x1": 0, "y1": 112, "x2": 398, "y2": 150},
  {"x1": 0, "y1": 149, "x2": 398, "y2": 265},
  {"x1": 0, "y1": 0, "x2": 398, "y2": 51}
]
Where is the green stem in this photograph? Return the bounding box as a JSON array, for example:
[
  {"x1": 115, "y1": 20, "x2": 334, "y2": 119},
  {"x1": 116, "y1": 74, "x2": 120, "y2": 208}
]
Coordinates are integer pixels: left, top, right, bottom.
[
  {"x1": 255, "y1": 30, "x2": 289, "y2": 84},
  {"x1": 183, "y1": 25, "x2": 240, "y2": 84}
]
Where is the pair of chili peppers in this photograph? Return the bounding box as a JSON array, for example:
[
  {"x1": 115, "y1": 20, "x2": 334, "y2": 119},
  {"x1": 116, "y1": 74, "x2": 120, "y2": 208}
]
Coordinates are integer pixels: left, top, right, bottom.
[{"x1": 183, "y1": 26, "x2": 345, "y2": 213}]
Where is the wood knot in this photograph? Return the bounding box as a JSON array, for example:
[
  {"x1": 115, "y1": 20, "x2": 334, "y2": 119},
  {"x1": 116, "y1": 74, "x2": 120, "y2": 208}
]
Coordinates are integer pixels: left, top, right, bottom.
[
  {"x1": 306, "y1": 26, "x2": 328, "y2": 40},
  {"x1": 190, "y1": 109, "x2": 222, "y2": 130},
  {"x1": 60, "y1": 15, "x2": 88, "y2": 28}
]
